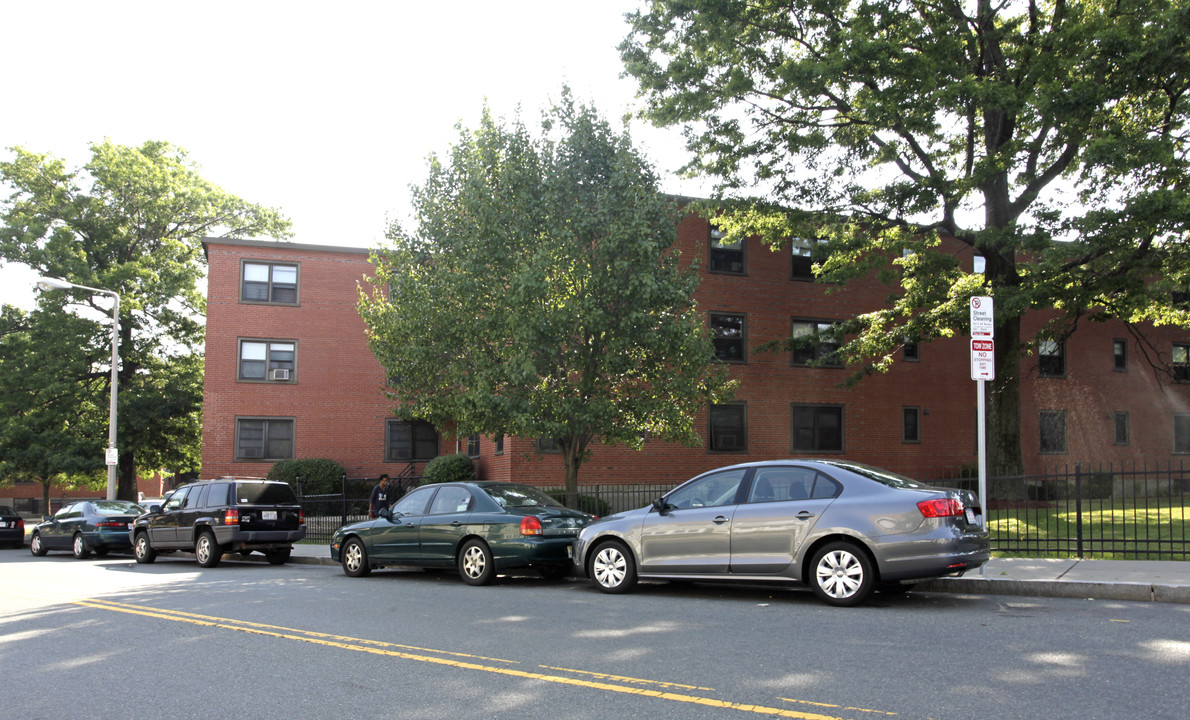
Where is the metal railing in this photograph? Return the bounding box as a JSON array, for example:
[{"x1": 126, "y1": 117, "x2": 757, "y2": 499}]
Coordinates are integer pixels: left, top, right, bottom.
[{"x1": 296, "y1": 463, "x2": 1189, "y2": 559}]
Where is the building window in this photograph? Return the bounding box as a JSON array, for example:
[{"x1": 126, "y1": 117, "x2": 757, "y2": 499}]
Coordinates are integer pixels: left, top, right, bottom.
[
  {"x1": 1038, "y1": 339, "x2": 1065, "y2": 377},
  {"x1": 466, "y1": 434, "x2": 480, "y2": 458},
  {"x1": 1176, "y1": 414, "x2": 1190, "y2": 453},
  {"x1": 790, "y1": 237, "x2": 825, "y2": 280},
  {"x1": 1114, "y1": 412, "x2": 1129, "y2": 446},
  {"x1": 1173, "y1": 343, "x2": 1190, "y2": 382},
  {"x1": 710, "y1": 313, "x2": 746, "y2": 362},
  {"x1": 1039, "y1": 411, "x2": 1067, "y2": 454},
  {"x1": 792, "y1": 404, "x2": 844, "y2": 452},
  {"x1": 902, "y1": 339, "x2": 920, "y2": 362},
  {"x1": 791, "y1": 320, "x2": 842, "y2": 367},
  {"x1": 238, "y1": 339, "x2": 296, "y2": 381},
  {"x1": 235, "y1": 418, "x2": 294, "y2": 460},
  {"x1": 903, "y1": 407, "x2": 921, "y2": 443},
  {"x1": 709, "y1": 226, "x2": 744, "y2": 274},
  {"x1": 493, "y1": 434, "x2": 504, "y2": 455},
  {"x1": 709, "y1": 404, "x2": 747, "y2": 452},
  {"x1": 1113, "y1": 339, "x2": 1128, "y2": 371},
  {"x1": 535, "y1": 437, "x2": 561, "y2": 453},
  {"x1": 241, "y1": 261, "x2": 298, "y2": 304},
  {"x1": 386, "y1": 420, "x2": 439, "y2": 462}
]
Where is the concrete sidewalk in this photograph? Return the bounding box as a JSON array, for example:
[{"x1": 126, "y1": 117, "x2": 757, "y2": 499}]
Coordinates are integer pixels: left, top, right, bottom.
[{"x1": 285, "y1": 543, "x2": 1190, "y2": 604}]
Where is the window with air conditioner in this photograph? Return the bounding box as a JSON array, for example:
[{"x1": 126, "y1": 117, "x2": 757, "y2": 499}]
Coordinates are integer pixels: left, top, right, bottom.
[{"x1": 239, "y1": 339, "x2": 296, "y2": 382}]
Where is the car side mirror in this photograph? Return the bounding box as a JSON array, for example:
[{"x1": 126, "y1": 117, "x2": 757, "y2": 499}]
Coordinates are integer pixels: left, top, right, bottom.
[
  {"x1": 149, "y1": 505, "x2": 161, "y2": 513},
  {"x1": 378, "y1": 507, "x2": 394, "y2": 521},
  {"x1": 650, "y1": 498, "x2": 671, "y2": 514}
]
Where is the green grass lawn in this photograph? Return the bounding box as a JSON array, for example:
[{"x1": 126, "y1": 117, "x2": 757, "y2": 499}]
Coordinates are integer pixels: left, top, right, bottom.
[{"x1": 987, "y1": 500, "x2": 1189, "y2": 560}]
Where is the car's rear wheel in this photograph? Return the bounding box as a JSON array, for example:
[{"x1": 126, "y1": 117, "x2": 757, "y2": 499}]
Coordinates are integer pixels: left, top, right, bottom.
[
  {"x1": 195, "y1": 531, "x2": 222, "y2": 568},
  {"x1": 30, "y1": 532, "x2": 47, "y2": 557},
  {"x1": 341, "y1": 537, "x2": 371, "y2": 577},
  {"x1": 72, "y1": 533, "x2": 91, "y2": 559},
  {"x1": 458, "y1": 539, "x2": 494, "y2": 586},
  {"x1": 590, "y1": 541, "x2": 636, "y2": 594},
  {"x1": 133, "y1": 532, "x2": 157, "y2": 564},
  {"x1": 810, "y1": 541, "x2": 875, "y2": 607},
  {"x1": 265, "y1": 548, "x2": 291, "y2": 565}
]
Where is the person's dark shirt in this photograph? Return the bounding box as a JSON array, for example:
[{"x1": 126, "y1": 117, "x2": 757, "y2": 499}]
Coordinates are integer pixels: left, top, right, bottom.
[{"x1": 369, "y1": 483, "x2": 390, "y2": 517}]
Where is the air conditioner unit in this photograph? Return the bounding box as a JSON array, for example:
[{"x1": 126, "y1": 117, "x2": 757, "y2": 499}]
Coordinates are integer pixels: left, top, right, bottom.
[
  {"x1": 269, "y1": 369, "x2": 290, "y2": 381},
  {"x1": 240, "y1": 447, "x2": 262, "y2": 458}
]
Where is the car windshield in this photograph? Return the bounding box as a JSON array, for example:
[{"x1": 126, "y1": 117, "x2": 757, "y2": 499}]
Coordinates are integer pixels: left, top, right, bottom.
[
  {"x1": 483, "y1": 484, "x2": 563, "y2": 509},
  {"x1": 829, "y1": 461, "x2": 932, "y2": 490},
  {"x1": 94, "y1": 500, "x2": 144, "y2": 516},
  {"x1": 236, "y1": 483, "x2": 297, "y2": 504}
]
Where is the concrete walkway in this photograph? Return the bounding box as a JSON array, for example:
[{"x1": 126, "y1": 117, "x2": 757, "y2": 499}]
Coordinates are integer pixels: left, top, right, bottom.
[{"x1": 285, "y1": 543, "x2": 1190, "y2": 604}]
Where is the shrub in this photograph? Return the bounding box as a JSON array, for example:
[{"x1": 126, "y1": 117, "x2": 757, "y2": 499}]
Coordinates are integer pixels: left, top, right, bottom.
[
  {"x1": 421, "y1": 453, "x2": 476, "y2": 485},
  {"x1": 268, "y1": 458, "x2": 345, "y2": 496}
]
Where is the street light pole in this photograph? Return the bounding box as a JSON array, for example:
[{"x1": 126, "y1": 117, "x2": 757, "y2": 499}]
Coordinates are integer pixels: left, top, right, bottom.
[{"x1": 35, "y1": 277, "x2": 121, "y2": 501}]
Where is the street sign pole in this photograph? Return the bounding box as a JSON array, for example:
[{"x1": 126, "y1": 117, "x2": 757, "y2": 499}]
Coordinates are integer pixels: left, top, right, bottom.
[{"x1": 970, "y1": 297, "x2": 994, "y2": 532}]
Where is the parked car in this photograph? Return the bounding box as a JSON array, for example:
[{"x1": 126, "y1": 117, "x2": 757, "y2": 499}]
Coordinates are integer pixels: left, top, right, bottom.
[
  {"x1": 29, "y1": 500, "x2": 146, "y2": 558},
  {"x1": 330, "y1": 481, "x2": 594, "y2": 584},
  {"x1": 131, "y1": 478, "x2": 305, "y2": 567},
  {"x1": 572, "y1": 459, "x2": 990, "y2": 607},
  {"x1": 0, "y1": 505, "x2": 24, "y2": 548}
]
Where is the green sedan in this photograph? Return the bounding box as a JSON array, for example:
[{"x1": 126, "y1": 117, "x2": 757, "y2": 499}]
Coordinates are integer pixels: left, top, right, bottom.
[{"x1": 330, "y1": 481, "x2": 594, "y2": 585}]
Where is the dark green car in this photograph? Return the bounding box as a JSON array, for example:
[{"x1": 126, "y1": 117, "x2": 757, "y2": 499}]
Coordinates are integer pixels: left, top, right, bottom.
[{"x1": 330, "y1": 482, "x2": 594, "y2": 585}]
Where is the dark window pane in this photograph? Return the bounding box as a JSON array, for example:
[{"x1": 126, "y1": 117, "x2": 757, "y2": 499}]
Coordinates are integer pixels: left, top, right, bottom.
[
  {"x1": 711, "y1": 313, "x2": 745, "y2": 362},
  {"x1": 1114, "y1": 412, "x2": 1129, "y2": 445},
  {"x1": 709, "y1": 405, "x2": 746, "y2": 451},
  {"x1": 903, "y1": 407, "x2": 920, "y2": 443},
  {"x1": 1039, "y1": 411, "x2": 1066, "y2": 453}
]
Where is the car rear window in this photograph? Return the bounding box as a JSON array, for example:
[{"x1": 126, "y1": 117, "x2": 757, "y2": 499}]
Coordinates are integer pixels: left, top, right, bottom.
[
  {"x1": 483, "y1": 484, "x2": 563, "y2": 509},
  {"x1": 829, "y1": 461, "x2": 931, "y2": 489},
  {"x1": 94, "y1": 500, "x2": 144, "y2": 516},
  {"x1": 235, "y1": 482, "x2": 297, "y2": 505},
  {"x1": 0, "y1": 505, "x2": 16, "y2": 515}
]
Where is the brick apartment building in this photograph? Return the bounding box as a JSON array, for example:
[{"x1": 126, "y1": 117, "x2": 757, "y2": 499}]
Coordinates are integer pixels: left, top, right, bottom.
[{"x1": 199, "y1": 213, "x2": 1190, "y2": 490}]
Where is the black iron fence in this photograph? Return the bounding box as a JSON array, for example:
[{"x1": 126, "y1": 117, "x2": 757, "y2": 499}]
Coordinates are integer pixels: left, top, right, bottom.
[
  {"x1": 928, "y1": 462, "x2": 1190, "y2": 560},
  {"x1": 296, "y1": 463, "x2": 1189, "y2": 559}
]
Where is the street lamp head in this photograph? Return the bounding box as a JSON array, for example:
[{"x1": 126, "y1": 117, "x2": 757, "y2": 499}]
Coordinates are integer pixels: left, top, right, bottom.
[{"x1": 35, "y1": 277, "x2": 75, "y2": 292}]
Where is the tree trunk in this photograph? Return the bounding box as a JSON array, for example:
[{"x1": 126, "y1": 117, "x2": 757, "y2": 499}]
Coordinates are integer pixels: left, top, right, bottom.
[{"x1": 988, "y1": 314, "x2": 1024, "y2": 474}]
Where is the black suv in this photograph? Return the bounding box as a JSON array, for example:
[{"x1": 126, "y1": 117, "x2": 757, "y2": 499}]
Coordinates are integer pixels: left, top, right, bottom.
[{"x1": 131, "y1": 478, "x2": 305, "y2": 567}]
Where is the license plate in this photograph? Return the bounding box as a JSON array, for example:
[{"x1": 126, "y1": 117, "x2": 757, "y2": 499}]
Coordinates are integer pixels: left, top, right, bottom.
[
  {"x1": 0, "y1": 521, "x2": 8, "y2": 528},
  {"x1": 262, "y1": 511, "x2": 277, "y2": 520},
  {"x1": 965, "y1": 508, "x2": 977, "y2": 524}
]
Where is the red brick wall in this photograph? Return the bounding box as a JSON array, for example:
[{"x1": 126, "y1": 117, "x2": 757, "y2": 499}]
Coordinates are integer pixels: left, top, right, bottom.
[{"x1": 200, "y1": 219, "x2": 1190, "y2": 490}]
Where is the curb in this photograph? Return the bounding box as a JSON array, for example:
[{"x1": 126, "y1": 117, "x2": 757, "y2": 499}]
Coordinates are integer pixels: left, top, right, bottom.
[{"x1": 919, "y1": 577, "x2": 1190, "y2": 604}]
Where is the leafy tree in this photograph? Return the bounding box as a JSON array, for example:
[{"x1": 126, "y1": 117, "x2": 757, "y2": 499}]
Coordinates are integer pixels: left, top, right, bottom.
[
  {"x1": 621, "y1": 0, "x2": 1190, "y2": 471},
  {"x1": 360, "y1": 92, "x2": 733, "y2": 503},
  {"x1": 0, "y1": 306, "x2": 107, "y2": 511},
  {"x1": 1, "y1": 140, "x2": 291, "y2": 499},
  {"x1": 422, "y1": 453, "x2": 476, "y2": 485},
  {"x1": 268, "y1": 458, "x2": 347, "y2": 495}
]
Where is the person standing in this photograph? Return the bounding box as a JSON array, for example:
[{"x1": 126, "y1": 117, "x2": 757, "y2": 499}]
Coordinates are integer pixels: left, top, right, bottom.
[{"x1": 369, "y1": 474, "x2": 391, "y2": 518}]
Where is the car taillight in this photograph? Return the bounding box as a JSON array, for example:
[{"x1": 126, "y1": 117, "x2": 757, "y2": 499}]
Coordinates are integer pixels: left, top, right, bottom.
[
  {"x1": 918, "y1": 498, "x2": 964, "y2": 518},
  {"x1": 96, "y1": 521, "x2": 125, "y2": 528},
  {"x1": 224, "y1": 508, "x2": 240, "y2": 525},
  {"x1": 299, "y1": 509, "x2": 305, "y2": 526},
  {"x1": 520, "y1": 516, "x2": 543, "y2": 536},
  {"x1": 16, "y1": 519, "x2": 24, "y2": 532}
]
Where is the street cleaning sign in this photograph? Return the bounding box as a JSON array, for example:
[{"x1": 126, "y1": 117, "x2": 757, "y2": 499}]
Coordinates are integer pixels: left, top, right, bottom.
[{"x1": 970, "y1": 296, "x2": 994, "y2": 338}]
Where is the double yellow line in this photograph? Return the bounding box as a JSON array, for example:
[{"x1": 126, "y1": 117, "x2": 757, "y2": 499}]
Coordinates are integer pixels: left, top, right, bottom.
[{"x1": 73, "y1": 599, "x2": 891, "y2": 719}]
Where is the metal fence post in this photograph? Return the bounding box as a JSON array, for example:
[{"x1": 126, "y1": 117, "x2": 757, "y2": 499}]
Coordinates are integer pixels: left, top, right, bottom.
[{"x1": 1074, "y1": 462, "x2": 1084, "y2": 559}]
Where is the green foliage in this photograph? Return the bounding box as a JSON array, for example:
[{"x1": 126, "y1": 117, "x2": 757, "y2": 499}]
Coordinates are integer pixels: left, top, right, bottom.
[
  {"x1": 268, "y1": 458, "x2": 346, "y2": 496},
  {"x1": 360, "y1": 89, "x2": 734, "y2": 495},
  {"x1": 622, "y1": 1, "x2": 1190, "y2": 471},
  {"x1": 0, "y1": 140, "x2": 291, "y2": 499},
  {"x1": 545, "y1": 489, "x2": 611, "y2": 517},
  {"x1": 421, "y1": 453, "x2": 476, "y2": 485}
]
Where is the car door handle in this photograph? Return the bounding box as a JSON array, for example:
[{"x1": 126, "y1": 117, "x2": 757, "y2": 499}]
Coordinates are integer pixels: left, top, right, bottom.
[
  {"x1": 713, "y1": 516, "x2": 729, "y2": 524},
  {"x1": 450, "y1": 521, "x2": 461, "y2": 526},
  {"x1": 404, "y1": 523, "x2": 417, "y2": 528},
  {"x1": 796, "y1": 511, "x2": 816, "y2": 520}
]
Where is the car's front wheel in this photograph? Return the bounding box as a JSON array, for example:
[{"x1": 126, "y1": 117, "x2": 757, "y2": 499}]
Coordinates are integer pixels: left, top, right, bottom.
[
  {"x1": 195, "y1": 531, "x2": 222, "y2": 568},
  {"x1": 133, "y1": 532, "x2": 157, "y2": 564},
  {"x1": 341, "y1": 537, "x2": 371, "y2": 577},
  {"x1": 590, "y1": 541, "x2": 637, "y2": 594},
  {"x1": 458, "y1": 539, "x2": 495, "y2": 586},
  {"x1": 30, "y1": 532, "x2": 47, "y2": 557},
  {"x1": 810, "y1": 541, "x2": 875, "y2": 607},
  {"x1": 72, "y1": 533, "x2": 91, "y2": 559}
]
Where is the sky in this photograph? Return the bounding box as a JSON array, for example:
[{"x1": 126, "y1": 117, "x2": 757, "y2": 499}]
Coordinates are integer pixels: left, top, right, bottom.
[{"x1": 0, "y1": 0, "x2": 711, "y2": 310}]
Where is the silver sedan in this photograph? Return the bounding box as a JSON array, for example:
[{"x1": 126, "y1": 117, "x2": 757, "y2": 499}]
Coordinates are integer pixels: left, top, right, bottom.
[{"x1": 571, "y1": 459, "x2": 990, "y2": 606}]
